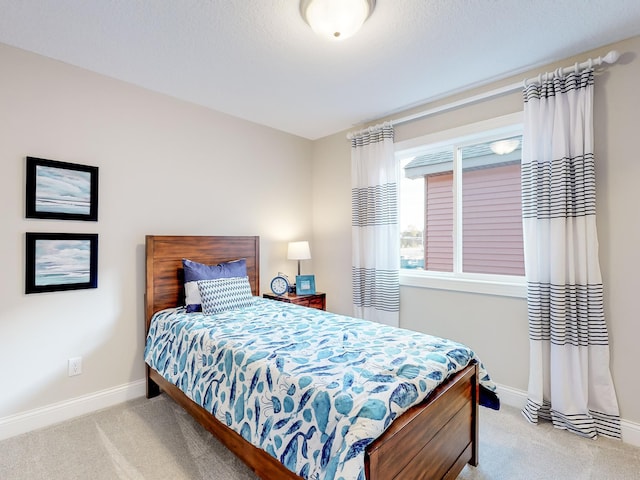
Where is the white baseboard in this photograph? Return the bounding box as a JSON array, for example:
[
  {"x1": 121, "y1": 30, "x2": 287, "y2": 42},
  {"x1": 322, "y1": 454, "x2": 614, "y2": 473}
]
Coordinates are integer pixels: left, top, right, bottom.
[
  {"x1": 494, "y1": 383, "x2": 528, "y2": 410},
  {"x1": 2, "y1": 379, "x2": 639, "y2": 448},
  {"x1": 0, "y1": 379, "x2": 146, "y2": 441},
  {"x1": 494, "y1": 382, "x2": 640, "y2": 448}
]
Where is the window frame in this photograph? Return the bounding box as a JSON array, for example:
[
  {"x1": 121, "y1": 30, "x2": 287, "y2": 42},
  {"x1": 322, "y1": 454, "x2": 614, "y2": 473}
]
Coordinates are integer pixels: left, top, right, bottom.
[{"x1": 395, "y1": 112, "x2": 526, "y2": 298}]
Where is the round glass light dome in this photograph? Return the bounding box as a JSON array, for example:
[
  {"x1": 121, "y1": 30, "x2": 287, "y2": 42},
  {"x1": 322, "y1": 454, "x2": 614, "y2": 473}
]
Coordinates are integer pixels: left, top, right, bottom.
[{"x1": 301, "y1": 0, "x2": 375, "y2": 41}]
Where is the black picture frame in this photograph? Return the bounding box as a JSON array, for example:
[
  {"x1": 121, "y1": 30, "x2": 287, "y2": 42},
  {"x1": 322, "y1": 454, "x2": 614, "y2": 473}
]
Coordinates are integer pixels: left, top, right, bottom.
[
  {"x1": 296, "y1": 274, "x2": 316, "y2": 295},
  {"x1": 25, "y1": 232, "x2": 98, "y2": 294},
  {"x1": 26, "y1": 156, "x2": 99, "y2": 221}
]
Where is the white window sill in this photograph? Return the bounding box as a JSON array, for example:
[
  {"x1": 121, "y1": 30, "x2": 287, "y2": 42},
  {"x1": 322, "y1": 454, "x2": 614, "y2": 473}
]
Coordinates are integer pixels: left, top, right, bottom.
[{"x1": 400, "y1": 270, "x2": 527, "y2": 298}]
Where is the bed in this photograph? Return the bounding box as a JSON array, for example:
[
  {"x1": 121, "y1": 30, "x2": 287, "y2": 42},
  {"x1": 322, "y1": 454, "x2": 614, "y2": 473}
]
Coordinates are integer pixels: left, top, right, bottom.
[{"x1": 144, "y1": 235, "x2": 498, "y2": 480}]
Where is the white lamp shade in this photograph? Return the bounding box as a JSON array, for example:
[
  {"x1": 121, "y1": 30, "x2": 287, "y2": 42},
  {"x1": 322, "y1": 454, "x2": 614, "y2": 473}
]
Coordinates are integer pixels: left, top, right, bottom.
[
  {"x1": 287, "y1": 241, "x2": 311, "y2": 260},
  {"x1": 302, "y1": 0, "x2": 372, "y2": 41}
]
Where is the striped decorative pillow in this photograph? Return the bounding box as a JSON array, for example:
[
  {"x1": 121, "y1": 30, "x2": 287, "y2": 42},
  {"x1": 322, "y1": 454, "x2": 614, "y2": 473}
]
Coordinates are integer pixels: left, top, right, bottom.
[
  {"x1": 183, "y1": 258, "x2": 247, "y2": 312},
  {"x1": 197, "y1": 276, "x2": 254, "y2": 314}
]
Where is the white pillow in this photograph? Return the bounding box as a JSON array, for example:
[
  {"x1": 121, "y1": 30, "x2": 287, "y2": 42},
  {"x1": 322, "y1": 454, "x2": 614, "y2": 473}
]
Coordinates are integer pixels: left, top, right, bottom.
[{"x1": 197, "y1": 276, "x2": 254, "y2": 315}]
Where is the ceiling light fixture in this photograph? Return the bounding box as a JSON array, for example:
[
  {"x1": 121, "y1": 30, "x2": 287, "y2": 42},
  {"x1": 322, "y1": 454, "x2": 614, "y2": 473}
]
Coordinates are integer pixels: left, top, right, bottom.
[{"x1": 300, "y1": 0, "x2": 376, "y2": 41}]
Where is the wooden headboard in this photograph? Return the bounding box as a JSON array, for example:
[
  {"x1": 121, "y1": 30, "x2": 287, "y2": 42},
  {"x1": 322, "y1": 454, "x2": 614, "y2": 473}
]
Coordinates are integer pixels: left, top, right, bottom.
[{"x1": 144, "y1": 235, "x2": 260, "y2": 335}]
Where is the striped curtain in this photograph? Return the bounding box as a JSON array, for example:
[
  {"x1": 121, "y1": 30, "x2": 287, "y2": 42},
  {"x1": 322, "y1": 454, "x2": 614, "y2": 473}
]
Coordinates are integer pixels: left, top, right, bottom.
[
  {"x1": 520, "y1": 68, "x2": 620, "y2": 439},
  {"x1": 351, "y1": 123, "x2": 399, "y2": 327}
]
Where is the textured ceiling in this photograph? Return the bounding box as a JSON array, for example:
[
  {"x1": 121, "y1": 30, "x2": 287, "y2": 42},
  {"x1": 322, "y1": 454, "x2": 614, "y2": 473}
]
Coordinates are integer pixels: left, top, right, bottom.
[{"x1": 1, "y1": 1, "x2": 640, "y2": 140}]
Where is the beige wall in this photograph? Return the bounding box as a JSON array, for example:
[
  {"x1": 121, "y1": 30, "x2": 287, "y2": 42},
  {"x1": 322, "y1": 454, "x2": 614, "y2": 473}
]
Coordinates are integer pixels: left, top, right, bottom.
[
  {"x1": 0, "y1": 43, "x2": 313, "y2": 420},
  {"x1": 312, "y1": 35, "x2": 640, "y2": 425}
]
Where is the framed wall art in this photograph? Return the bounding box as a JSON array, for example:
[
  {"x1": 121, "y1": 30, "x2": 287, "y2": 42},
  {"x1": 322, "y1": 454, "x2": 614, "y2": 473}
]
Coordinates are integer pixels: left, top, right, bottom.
[
  {"x1": 25, "y1": 232, "x2": 98, "y2": 294},
  {"x1": 25, "y1": 156, "x2": 99, "y2": 221}
]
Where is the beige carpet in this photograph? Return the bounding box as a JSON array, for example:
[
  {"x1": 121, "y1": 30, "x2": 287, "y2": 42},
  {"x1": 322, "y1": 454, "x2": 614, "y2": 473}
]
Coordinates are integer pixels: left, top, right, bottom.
[{"x1": 1, "y1": 395, "x2": 639, "y2": 479}]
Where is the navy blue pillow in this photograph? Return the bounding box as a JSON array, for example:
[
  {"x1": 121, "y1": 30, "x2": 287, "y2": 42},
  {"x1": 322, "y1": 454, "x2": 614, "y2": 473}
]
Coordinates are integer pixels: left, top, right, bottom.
[{"x1": 183, "y1": 258, "x2": 247, "y2": 312}]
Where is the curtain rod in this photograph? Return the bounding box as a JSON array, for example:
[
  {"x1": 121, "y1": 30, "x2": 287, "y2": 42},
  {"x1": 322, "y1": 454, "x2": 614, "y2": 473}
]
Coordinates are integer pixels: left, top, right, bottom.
[{"x1": 348, "y1": 50, "x2": 620, "y2": 138}]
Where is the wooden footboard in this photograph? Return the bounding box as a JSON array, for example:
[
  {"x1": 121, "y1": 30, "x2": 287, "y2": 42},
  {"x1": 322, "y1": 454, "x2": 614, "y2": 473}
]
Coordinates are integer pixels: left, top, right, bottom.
[
  {"x1": 147, "y1": 363, "x2": 478, "y2": 480},
  {"x1": 365, "y1": 362, "x2": 478, "y2": 480}
]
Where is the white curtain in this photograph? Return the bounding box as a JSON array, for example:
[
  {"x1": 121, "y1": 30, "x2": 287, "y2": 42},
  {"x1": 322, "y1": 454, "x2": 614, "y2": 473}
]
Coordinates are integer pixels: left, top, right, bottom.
[
  {"x1": 350, "y1": 123, "x2": 399, "y2": 327},
  {"x1": 521, "y1": 68, "x2": 620, "y2": 439}
]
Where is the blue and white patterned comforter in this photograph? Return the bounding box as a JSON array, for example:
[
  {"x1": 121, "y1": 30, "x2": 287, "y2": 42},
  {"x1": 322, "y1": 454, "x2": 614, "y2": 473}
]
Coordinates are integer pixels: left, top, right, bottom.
[{"x1": 144, "y1": 298, "x2": 498, "y2": 480}]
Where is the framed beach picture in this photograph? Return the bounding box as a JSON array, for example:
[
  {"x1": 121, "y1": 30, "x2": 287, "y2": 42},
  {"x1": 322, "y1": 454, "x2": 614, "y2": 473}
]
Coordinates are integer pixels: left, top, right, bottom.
[
  {"x1": 296, "y1": 274, "x2": 316, "y2": 295},
  {"x1": 26, "y1": 157, "x2": 99, "y2": 221},
  {"x1": 25, "y1": 233, "x2": 98, "y2": 294}
]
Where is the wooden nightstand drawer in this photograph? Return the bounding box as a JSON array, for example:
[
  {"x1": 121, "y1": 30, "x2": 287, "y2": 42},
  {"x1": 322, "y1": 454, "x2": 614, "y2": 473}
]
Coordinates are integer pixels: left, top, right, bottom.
[
  {"x1": 263, "y1": 292, "x2": 326, "y2": 311},
  {"x1": 306, "y1": 296, "x2": 326, "y2": 310}
]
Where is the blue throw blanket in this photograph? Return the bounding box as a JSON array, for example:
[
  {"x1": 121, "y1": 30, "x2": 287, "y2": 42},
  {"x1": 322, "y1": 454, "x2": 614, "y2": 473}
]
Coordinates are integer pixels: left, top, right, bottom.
[{"x1": 145, "y1": 298, "x2": 498, "y2": 480}]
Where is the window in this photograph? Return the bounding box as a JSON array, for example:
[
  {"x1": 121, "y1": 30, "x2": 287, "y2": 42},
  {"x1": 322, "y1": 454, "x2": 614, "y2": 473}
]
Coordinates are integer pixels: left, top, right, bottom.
[{"x1": 396, "y1": 113, "x2": 526, "y2": 297}]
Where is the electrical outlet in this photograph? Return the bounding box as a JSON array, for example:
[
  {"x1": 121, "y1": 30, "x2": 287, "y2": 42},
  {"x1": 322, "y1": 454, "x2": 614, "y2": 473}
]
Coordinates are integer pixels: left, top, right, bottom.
[{"x1": 68, "y1": 357, "x2": 82, "y2": 376}]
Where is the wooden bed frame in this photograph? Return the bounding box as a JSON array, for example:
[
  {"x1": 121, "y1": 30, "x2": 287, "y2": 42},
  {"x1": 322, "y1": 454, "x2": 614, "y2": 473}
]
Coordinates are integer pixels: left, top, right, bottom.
[{"x1": 144, "y1": 235, "x2": 479, "y2": 480}]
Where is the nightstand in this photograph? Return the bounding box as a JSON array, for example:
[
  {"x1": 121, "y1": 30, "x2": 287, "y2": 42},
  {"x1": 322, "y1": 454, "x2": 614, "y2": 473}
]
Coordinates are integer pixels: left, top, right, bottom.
[{"x1": 263, "y1": 292, "x2": 326, "y2": 311}]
